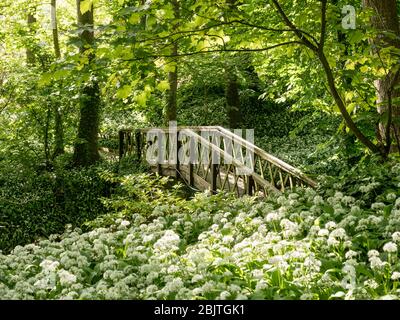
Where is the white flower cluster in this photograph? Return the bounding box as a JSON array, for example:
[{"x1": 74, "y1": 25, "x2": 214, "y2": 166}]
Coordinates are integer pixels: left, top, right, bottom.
[{"x1": 0, "y1": 187, "x2": 399, "y2": 300}]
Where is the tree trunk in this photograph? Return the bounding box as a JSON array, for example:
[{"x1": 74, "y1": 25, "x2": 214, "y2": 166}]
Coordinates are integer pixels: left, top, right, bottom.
[
  {"x1": 363, "y1": 0, "x2": 400, "y2": 152},
  {"x1": 73, "y1": 0, "x2": 101, "y2": 166},
  {"x1": 165, "y1": 0, "x2": 179, "y2": 125},
  {"x1": 225, "y1": 63, "x2": 241, "y2": 128},
  {"x1": 51, "y1": 0, "x2": 64, "y2": 158},
  {"x1": 224, "y1": 0, "x2": 242, "y2": 129},
  {"x1": 166, "y1": 43, "x2": 178, "y2": 124},
  {"x1": 26, "y1": 11, "x2": 36, "y2": 65},
  {"x1": 53, "y1": 103, "x2": 64, "y2": 158},
  {"x1": 51, "y1": 0, "x2": 61, "y2": 59},
  {"x1": 44, "y1": 106, "x2": 52, "y2": 168}
]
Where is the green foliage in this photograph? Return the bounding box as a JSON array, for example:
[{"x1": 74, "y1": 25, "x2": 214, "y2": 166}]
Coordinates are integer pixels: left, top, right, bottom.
[
  {"x1": 1, "y1": 167, "x2": 400, "y2": 300},
  {"x1": 319, "y1": 158, "x2": 400, "y2": 208},
  {"x1": 0, "y1": 159, "x2": 111, "y2": 253},
  {"x1": 1, "y1": 0, "x2": 400, "y2": 301},
  {"x1": 85, "y1": 172, "x2": 189, "y2": 230}
]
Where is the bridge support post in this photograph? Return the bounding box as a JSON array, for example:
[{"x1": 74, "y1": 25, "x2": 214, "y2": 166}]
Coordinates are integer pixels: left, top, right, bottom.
[
  {"x1": 189, "y1": 163, "x2": 194, "y2": 186},
  {"x1": 211, "y1": 164, "x2": 218, "y2": 194},
  {"x1": 135, "y1": 131, "x2": 142, "y2": 161},
  {"x1": 119, "y1": 130, "x2": 125, "y2": 160},
  {"x1": 247, "y1": 176, "x2": 255, "y2": 196}
]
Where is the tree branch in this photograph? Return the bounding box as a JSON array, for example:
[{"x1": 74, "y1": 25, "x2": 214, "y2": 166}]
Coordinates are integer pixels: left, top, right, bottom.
[
  {"x1": 229, "y1": 19, "x2": 319, "y2": 46},
  {"x1": 319, "y1": 52, "x2": 381, "y2": 154},
  {"x1": 319, "y1": 0, "x2": 327, "y2": 52},
  {"x1": 270, "y1": 0, "x2": 318, "y2": 51},
  {"x1": 270, "y1": 0, "x2": 381, "y2": 155},
  {"x1": 123, "y1": 41, "x2": 304, "y2": 62},
  {"x1": 131, "y1": 19, "x2": 318, "y2": 47}
]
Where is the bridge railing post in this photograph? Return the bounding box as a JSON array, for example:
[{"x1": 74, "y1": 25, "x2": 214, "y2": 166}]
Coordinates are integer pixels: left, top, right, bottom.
[{"x1": 119, "y1": 130, "x2": 125, "y2": 160}]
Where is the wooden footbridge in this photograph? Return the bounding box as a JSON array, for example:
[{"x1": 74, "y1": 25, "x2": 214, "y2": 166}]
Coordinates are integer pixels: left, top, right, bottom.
[{"x1": 118, "y1": 126, "x2": 316, "y2": 197}]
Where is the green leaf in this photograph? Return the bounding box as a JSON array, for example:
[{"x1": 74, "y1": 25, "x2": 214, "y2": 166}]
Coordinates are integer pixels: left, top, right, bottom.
[
  {"x1": 135, "y1": 91, "x2": 148, "y2": 106},
  {"x1": 129, "y1": 14, "x2": 140, "y2": 24},
  {"x1": 360, "y1": 65, "x2": 369, "y2": 73},
  {"x1": 345, "y1": 92, "x2": 354, "y2": 102},
  {"x1": 80, "y1": 0, "x2": 93, "y2": 15},
  {"x1": 116, "y1": 85, "x2": 132, "y2": 99},
  {"x1": 164, "y1": 64, "x2": 177, "y2": 73},
  {"x1": 322, "y1": 204, "x2": 334, "y2": 215},
  {"x1": 38, "y1": 73, "x2": 53, "y2": 87},
  {"x1": 346, "y1": 103, "x2": 356, "y2": 114},
  {"x1": 348, "y1": 30, "x2": 364, "y2": 44},
  {"x1": 53, "y1": 69, "x2": 71, "y2": 81},
  {"x1": 156, "y1": 80, "x2": 170, "y2": 92},
  {"x1": 345, "y1": 61, "x2": 356, "y2": 70}
]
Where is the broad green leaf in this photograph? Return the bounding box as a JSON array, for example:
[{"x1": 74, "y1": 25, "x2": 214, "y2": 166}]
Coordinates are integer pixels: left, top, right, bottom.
[
  {"x1": 38, "y1": 73, "x2": 53, "y2": 87},
  {"x1": 196, "y1": 40, "x2": 206, "y2": 52},
  {"x1": 345, "y1": 61, "x2": 356, "y2": 70},
  {"x1": 345, "y1": 92, "x2": 354, "y2": 102},
  {"x1": 164, "y1": 64, "x2": 176, "y2": 73},
  {"x1": 129, "y1": 14, "x2": 140, "y2": 24},
  {"x1": 156, "y1": 80, "x2": 170, "y2": 92},
  {"x1": 53, "y1": 69, "x2": 71, "y2": 81},
  {"x1": 80, "y1": 0, "x2": 93, "y2": 15},
  {"x1": 346, "y1": 103, "x2": 356, "y2": 114},
  {"x1": 116, "y1": 85, "x2": 132, "y2": 99},
  {"x1": 135, "y1": 91, "x2": 148, "y2": 106},
  {"x1": 348, "y1": 30, "x2": 364, "y2": 44},
  {"x1": 360, "y1": 65, "x2": 369, "y2": 73},
  {"x1": 375, "y1": 68, "x2": 386, "y2": 77}
]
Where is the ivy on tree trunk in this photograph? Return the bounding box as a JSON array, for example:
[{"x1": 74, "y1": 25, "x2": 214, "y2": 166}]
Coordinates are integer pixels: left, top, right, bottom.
[{"x1": 73, "y1": 0, "x2": 101, "y2": 167}]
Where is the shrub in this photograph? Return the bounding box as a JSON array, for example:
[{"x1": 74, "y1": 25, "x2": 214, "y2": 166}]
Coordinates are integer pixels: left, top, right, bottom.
[{"x1": 0, "y1": 160, "x2": 111, "y2": 253}]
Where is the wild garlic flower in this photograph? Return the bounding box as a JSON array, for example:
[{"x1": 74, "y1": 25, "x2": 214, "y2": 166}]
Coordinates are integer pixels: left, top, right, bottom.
[
  {"x1": 318, "y1": 229, "x2": 329, "y2": 237},
  {"x1": 39, "y1": 260, "x2": 60, "y2": 273},
  {"x1": 368, "y1": 250, "x2": 380, "y2": 258},
  {"x1": 364, "y1": 279, "x2": 379, "y2": 289},
  {"x1": 371, "y1": 202, "x2": 385, "y2": 210},
  {"x1": 392, "y1": 232, "x2": 400, "y2": 242},
  {"x1": 369, "y1": 256, "x2": 386, "y2": 270},
  {"x1": 383, "y1": 242, "x2": 398, "y2": 253},
  {"x1": 58, "y1": 269, "x2": 77, "y2": 286},
  {"x1": 345, "y1": 250, "x2": 358, "y2": 260},
  {"x1": 391, "y1": 272, "x2": 400, "y2": 281},
  {"x1": 120, "y1": 220, "x2": 130, "y2": 227},
  {"x1": 325, "y1": 222, "x2": 337, "y2": 230}
]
